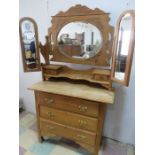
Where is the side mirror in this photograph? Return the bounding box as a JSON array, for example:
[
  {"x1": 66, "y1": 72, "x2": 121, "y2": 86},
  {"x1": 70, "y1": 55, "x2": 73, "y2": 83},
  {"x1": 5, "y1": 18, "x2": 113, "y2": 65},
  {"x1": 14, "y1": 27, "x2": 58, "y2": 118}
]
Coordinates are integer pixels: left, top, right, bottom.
[
  {"x1": 111, "y1": 10, "x2": 135, "y2": 86},
  {"x1": 19, "y1": 17, "x2": 41, "y2": 72}
]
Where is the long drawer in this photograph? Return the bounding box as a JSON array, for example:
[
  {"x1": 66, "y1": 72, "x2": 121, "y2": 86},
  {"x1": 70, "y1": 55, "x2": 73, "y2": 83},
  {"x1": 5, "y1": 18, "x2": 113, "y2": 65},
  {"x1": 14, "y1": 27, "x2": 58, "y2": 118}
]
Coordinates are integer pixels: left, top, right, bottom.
[
  {"x1": 38, "y1": 92, "x2": 99, "y2": 117},
  {"x1": 39, "y1": 106, "x2": 98, "y2": 132},
  {"x1": 40, "y1": 118, "x2": 96, "y2": 146}
]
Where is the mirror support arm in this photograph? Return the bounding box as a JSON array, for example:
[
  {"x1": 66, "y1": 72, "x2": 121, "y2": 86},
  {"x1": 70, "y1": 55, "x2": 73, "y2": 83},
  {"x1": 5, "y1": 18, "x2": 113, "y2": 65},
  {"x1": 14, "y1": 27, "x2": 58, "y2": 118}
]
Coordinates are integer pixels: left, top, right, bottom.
[{"x1": 39, "y1": 36, "x2": 52, "y2": 65}]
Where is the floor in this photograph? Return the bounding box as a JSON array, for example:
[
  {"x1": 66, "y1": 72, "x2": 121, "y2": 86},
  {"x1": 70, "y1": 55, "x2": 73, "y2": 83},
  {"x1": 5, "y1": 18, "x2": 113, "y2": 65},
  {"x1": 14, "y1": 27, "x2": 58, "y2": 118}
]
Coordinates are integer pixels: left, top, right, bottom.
[{"x1": 19, "y1": 111, "x2": 135, "y2": 155}]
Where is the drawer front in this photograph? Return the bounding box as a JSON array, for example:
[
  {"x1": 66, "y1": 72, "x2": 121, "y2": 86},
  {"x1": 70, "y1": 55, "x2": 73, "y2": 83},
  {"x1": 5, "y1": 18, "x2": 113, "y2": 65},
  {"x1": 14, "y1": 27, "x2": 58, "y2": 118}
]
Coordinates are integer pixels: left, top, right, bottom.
[
  {"x1": 43, "y1": 69, "x2": 59, "y2": 75},
  {"x1": 40, "y1": 119, "x2": 96, "y2": 145},
  {"x1": 38, "y1": 92, "x2": 99, "y2": 117},
  {"x1": 40, "y1": 106, "x2": 98, "y2": 132}
]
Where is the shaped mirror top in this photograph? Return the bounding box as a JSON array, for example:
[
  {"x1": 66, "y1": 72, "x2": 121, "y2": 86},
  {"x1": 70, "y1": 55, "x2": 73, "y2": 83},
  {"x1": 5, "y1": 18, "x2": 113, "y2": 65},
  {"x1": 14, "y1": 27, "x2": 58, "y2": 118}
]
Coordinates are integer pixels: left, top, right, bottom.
[
  {"x1": 111, "y1": 10, "x2": 135, "y2": 86},
  {"x1": 57, "y1": 22, "x2": 102, "y2": 59},
  {"x1": 19, "y1": 17, "x2": 41, "y2": 72},
  {"x1": 114, "y1": 13, "x2": 132, "y2": 81}
]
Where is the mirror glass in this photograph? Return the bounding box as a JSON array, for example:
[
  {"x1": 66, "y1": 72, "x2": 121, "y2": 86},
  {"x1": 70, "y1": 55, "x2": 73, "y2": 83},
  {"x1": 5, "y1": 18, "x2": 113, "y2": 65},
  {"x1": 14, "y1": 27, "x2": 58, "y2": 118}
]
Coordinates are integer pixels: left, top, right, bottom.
[
  {"x1": 57, "y1": 22, "x2": 102, "y2": 59},
  {"x1": 20, "y1": 19, "x2": 40, "y2": 71},
  {"x1": 114, "y1": 13, "x2": 132, "y2": 80}
]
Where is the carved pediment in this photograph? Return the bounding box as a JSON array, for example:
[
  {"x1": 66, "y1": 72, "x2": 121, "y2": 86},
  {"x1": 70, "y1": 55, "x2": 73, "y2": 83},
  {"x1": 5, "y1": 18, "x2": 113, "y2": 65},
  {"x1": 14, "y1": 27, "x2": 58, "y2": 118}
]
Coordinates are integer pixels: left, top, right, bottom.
[{"x1": 53, "y1": 4, "x2": 110, "y2": 19}]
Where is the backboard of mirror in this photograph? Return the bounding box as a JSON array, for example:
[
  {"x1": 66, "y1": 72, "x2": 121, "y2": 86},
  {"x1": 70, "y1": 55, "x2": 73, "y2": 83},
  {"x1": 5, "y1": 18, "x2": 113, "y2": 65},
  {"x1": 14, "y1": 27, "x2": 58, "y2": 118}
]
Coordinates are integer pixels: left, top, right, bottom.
[
  {"x1": 19, "y1": 17, "x2": 41, "y2": 72},
  {"x1": 48, "y1": 5, "x2": 114, "y2": 67}
]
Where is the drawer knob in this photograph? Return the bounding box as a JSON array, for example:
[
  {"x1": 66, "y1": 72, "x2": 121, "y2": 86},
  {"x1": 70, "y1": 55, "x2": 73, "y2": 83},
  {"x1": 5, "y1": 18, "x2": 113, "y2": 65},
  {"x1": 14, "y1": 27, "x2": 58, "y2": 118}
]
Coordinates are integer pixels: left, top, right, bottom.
[
  {"x1": 47, "y1": 125, "x2": 55, "y2": 130},
  {"x1": 78, "y1": 120, "x2": 87, "y2": 127},
  {"x1": 77, "y1": 134, "x2": 86, "y2": 139},
  {"x1": 47, "y1": 112, "x2": 55, "y2": 118},
  {"x1": 44, "y1": 98, "x2": 54, "y2": 104},
  {"x1": 78, "y1": 105, "x2": 88, "y2": 112}
]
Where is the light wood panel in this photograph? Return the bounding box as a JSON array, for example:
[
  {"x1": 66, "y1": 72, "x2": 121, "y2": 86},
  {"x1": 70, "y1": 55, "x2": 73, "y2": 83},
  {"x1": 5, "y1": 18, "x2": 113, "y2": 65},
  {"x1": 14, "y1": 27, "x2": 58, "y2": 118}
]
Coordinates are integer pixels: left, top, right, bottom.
[{"x1": 28, "y1": 81, "x2": 115, "y2": 104}]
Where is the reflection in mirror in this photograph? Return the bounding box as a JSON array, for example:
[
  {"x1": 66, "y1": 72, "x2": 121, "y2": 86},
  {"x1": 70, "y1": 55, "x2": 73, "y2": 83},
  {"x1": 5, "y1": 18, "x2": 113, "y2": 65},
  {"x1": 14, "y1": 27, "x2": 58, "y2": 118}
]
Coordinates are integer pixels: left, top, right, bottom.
[
  {"x1": 57, "y1": 22, "x2": 102, "y2": 59},
  {"x1": 114, "y1": 13, "x2": 132, "y2": 80},
  {"x1": 19, "y1": 17, "x2": 40, "y2": 72}
]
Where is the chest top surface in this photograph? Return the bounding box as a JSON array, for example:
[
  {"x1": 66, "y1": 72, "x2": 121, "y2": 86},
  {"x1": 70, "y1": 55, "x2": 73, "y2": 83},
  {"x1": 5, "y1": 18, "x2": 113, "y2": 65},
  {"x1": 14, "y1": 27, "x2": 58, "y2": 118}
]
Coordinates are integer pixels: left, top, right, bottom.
[{"x1": 29, "y1": 80, "x2": 115, "y2": 104}]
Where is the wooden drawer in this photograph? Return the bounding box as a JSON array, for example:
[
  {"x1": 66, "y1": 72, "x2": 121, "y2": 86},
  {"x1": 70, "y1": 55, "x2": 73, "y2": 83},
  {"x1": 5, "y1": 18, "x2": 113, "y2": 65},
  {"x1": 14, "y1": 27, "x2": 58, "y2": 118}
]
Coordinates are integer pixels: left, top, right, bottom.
[
  {"x1": 93, "y1": 74, "x2": 109, "y2": 81},
  {"x1": 39, "y1": 106, "x2": 98, "y2": 132},
  {"x1": 38, "y1": 92, "x2": 99, "y2": 117},
  {"x1": 43, "y1": 69, "x2": 62, "y2": 75},
  {"x1": 43, "y1": 65, "x2": 62, "y2": 75},
  {"x1": 40, "y1": 119, "x2": 96, "y2": 146}
]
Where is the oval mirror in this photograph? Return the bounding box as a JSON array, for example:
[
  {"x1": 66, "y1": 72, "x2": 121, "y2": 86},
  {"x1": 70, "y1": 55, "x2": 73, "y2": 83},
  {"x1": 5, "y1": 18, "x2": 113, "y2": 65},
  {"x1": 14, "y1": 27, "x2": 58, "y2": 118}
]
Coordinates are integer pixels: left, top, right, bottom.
[
  {"x1": 57, "y1": 22, "x2": 102, "y2": 59},
  {"x1": 19, "y1": 17, "x2": 41, "y2": 72},
  {"x1": 111, "y1": 10, "x2": 135, "y2": 86}
]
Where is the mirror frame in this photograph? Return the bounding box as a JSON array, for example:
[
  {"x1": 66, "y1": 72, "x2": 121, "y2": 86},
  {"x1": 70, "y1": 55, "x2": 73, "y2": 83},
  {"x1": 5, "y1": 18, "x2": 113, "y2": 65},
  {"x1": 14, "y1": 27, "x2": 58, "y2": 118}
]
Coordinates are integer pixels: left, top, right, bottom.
[
  {"x1": 19, "y1": 17, "x2": 41, "y2": 72},
  {"x1": 47, "y1": 5, "x2": 114, "y2": 67},
  {"x1": 111, "y1": 10, "x2": 135, "y2": 86}
]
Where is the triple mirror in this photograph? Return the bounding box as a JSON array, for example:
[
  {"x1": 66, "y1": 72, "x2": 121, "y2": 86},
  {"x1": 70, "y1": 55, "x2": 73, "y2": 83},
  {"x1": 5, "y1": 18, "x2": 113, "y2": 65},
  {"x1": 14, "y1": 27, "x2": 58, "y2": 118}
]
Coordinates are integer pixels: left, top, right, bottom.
[
  {"x1": 19, "y1": 17, "x2": 41, "y2": 72},
  {"x1": 19, "y1": 7, "x2": 135, "y2": 87}
]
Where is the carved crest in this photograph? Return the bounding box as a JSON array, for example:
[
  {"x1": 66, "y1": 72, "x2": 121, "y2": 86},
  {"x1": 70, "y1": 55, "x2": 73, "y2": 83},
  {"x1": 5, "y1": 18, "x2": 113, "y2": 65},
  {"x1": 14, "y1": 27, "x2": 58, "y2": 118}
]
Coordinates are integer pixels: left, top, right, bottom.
[{"x1": 53, "y1": 4, "x2": 110, "y2": 20}]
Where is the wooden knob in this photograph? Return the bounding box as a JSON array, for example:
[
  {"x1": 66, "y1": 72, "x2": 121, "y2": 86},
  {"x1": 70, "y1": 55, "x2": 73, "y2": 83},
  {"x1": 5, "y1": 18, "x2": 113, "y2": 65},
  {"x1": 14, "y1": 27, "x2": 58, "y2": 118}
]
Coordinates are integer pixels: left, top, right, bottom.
[
  {"x1": 47, "y1": 125, "x2": 55, "y2": 130},
  {"x1": 77, "y1": 134, "x2": 86, "y2": 139},
  {"x1": 78, "y1": 105, "x2": 88, "y2": 112},
  {"x1": 78, "y1": 120, "x2": 87, "y2": 127},
  {"x1": 47, "y1": 112, "x2": 55, "y2": 118},
  {"x1": 44, "y1": 98, "x2": 54, "y2": 104}
]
